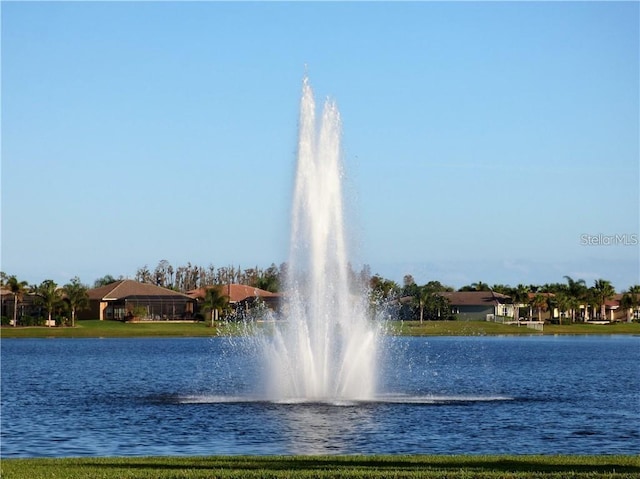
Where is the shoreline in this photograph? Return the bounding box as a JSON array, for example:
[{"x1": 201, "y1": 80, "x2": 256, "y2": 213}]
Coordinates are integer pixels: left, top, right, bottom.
[{"x1": 1, "y1": 319, "x2": 639, "y2": 339}]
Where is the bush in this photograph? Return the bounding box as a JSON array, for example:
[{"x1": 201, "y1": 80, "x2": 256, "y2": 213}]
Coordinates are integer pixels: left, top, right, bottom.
[{"x1": 20, "y1": 315, "x2": 45, "y2": 326}]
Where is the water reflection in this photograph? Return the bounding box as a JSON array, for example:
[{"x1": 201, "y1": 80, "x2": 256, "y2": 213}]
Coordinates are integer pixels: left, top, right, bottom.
[{"x1": 277, "y1": 402, "x2": 376, "y2": 455}]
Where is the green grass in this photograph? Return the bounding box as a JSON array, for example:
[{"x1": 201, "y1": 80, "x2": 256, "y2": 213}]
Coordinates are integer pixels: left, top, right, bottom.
[
  {"x1": 2, "y1": 319, "x2": 639, "y2": 339},
  {"x1": 1, "y1": 455, "x2": 638, "y2": 478},
  {"x1": 0, "y1": 320, "x2": 220, "y2": 338},
  {"x1": 387, "y1": 320, "x2": 640, "y2": 336}
]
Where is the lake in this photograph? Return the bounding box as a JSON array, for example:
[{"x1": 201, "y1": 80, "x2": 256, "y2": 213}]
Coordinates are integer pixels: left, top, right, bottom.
[{"x1": 1, "y1": 335, "x2": 638, "y2": 457}]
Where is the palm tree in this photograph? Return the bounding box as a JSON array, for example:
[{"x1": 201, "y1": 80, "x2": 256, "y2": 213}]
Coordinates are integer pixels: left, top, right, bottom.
[
  {"x1": 201, "y1": 286, "x2": 230, "y2": 326},
  {"x1": 369, "y1": 275, "x2": 400, "y2": 303},
  {"x1": 413, "y1": 285, "x2": 431, "y2": 324},
  {"x1": 459, "y1": 281, "x2": 491, "y2": 292},
  {"x1": 554, "y1": 290, "x2": 579, "y2": 325},
  {"x1": 592, "y1": 279, "x2": 616, "y2": 321},
  {"x1": 7, "y1": 275, "x2": 29, "y2": 327},
  {"x1": 35, "y1": 280, "x2": 62, "y2": 327},
  {"x1": 63, "y1": 277, "x2": 89, "y2": 327},
  {"x1": 545, "y1": 294, "x2": 559, "y2": 323},
  {"x1": 529, "y1": 293, "x2": 548, "y2": 322},
  {"x1": 563, "y1": 276, "x2": 587, "y2": 322},
  {"x1": 508, "y1": 284, "x2": 530, "y2": 321},
  {"x1": 621, "y1": 285, "x2": 640, "y2": 322}
]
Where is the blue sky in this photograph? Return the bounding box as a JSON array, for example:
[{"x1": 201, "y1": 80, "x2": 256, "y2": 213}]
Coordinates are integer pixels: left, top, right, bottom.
[{"x1": 2, "y1": 1, "x2": 639, "y2": 291}]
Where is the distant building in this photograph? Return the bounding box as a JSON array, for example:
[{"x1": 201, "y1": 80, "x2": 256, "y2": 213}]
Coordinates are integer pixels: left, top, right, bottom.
[
  {"x1": 81, "y1": 280, "x2": 196, "y2": 321},
  {"x1": 0, "y1": 287, "x2": 42, "y2": 324},
  {"x1": 187, "y1": 284, "x2": 281, "y2": 319},
  {"x1": 438, "y1": 291, "x2": 513, "y2": 321}
]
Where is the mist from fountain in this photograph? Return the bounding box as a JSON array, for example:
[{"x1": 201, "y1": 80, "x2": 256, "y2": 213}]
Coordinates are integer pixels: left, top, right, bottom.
[{"x1": 263, "y1": 77, "x2": 381, "y2": 401}]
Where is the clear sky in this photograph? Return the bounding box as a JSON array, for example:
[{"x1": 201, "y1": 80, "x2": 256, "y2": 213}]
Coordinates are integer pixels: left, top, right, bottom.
[{"x1": 2, "y1": 1, "x2": 639, "y2": 291}]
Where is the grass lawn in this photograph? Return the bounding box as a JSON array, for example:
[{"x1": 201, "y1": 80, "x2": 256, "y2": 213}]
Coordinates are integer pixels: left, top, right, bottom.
[
  {"x1": 388, "y1": 320, "x2": 640, "y2": 336},
  {"x1": 2, "y1": 320, "x2": 639, "y2": 339},
  {"x1": 2, "y1": 455, "x2": 639, "y2": 479},
  {"x1": 0, "y1": 320, "x2": 220, "y2": 338}
]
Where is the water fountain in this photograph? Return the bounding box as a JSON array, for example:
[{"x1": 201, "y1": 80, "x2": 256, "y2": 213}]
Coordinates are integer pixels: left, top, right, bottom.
[{"x1": 262, "y1": 77, "x2": 381, "y2": 401}]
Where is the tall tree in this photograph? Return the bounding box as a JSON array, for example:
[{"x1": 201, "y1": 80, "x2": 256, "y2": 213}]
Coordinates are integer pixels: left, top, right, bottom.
[
  {"x1": 200, "y1": 286, "x2": 230, "y2": 326},
  {"x1": 413, "y1": 286, "x2": 430, "y2": 324},
  {"x1": 154, "y1": 259, "x2": 171, "y2": 287},
  {"x1": 256, "y1": 263, "x2": 281, "y2": 293},
  {"x1": 563, "y1": 276, "x2": 588, "y2": 322},
  {"x1": 136, "y1": 265, "x2": 153, "y2": 284},
  {"x1": 7, "y1": 275, "x2": 29, "y2": 327},
  {"x1": 554, "y1": 290, "x2": 577, "y2": 325},
  {"x1": 508, "y1": 284, "x2": 530, "y2": 321},
  {"x1": 592, "y1": 279, "x2": 616, "y2": 321},
  {"x1": 459, "y1": 281, "x2": 491, "y2": 292},
  {"x1": 94, "y1": 275, "x2": 117, "y2": 288},
  {"x1": 35, "y1": 280, "x2": 63, "y2": 326},
  {"x1": 369, "y1": 275, "x2": 400, "y2": 302},
  {"x1": 529, "y1": 293, "x2": 548, "y2": 322},
  {"x1": 620, "y1": 285, "x2": 640, "y2": 322},
  {"x1": 63, "y1": 277, "x2": 89, "y2": 327},
  {"x1": 403, "y1": 275, "x2": 416, "y2": 288}
]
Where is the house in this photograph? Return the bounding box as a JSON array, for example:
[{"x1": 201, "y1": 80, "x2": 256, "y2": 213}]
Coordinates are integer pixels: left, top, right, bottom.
[
  {"x1": 187, "y1": 284, "x2": 281, "y2": 319},
  {"x1": 0, "y1": 287, "x2": 42, "y2": 325},
  {"x1": 607, "y1": 294, "x2": 639, "y2": 322},
  {"x1": 81, "y1": 280, "x2": 196, "y2": 321},
  {"x1": 437, "y1": 291, "x2": 513, "y2": 321}
]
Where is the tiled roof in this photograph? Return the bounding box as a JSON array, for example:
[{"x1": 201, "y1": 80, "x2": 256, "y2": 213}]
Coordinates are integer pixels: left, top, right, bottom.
[
  {"x1": 438, "y1": 291, "x2": 510, "y2": 306},
  {"x1": 187, "y1": 284, "x2": 280, "y2": 303},
  {"x1": 87, "y1": 280, "x2": 192, "y2": 300}
]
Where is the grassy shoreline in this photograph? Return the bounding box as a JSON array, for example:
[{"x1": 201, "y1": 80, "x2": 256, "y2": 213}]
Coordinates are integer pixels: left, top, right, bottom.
[
  {"x1": 1, "y1": 319, "x2": 639, "y2": 339},
  {"x1": 2, "y1": 455, "x2": 639, "y2": 479}
]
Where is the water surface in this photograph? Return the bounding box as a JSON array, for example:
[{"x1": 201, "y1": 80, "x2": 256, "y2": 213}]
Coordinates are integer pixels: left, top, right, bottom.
[{"x1": 1, "y1": 335, "x2": 638, "y2": 457}]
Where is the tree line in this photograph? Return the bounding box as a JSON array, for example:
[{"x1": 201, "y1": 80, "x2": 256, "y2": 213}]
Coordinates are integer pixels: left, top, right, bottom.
[
  {"x1": 368, "y1": 274, "x2": 640, "y2": 323},
  {"x1": 1, "y1": 275, "x2": 89, "y2": 327},
  {"x1": 2, "y1": 260, "x2": 639, "y2": 325}
]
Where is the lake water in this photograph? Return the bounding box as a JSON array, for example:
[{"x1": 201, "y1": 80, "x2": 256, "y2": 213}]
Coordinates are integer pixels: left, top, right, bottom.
[{"x1": 1, "y1": 335, "x2": 638, "y2": 457}]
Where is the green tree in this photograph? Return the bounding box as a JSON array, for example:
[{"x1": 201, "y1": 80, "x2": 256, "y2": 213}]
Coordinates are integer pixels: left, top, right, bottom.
[
  {"x1": 508, "y1": 284, "x2": 530, "y2": 321},
  {"x1": 413, "y1": 285, "x2": 430, "y2": 324},
  {"x1": 200, "y1": 286, "x2": 230, "y2": 326},
  {"x1": 34, "y1": 280, "x2": 63, "y2": 326},
  {"x1": 256, "y1": 263, "x2": 281, "y2": 293},
  {"x1": 7, "y1": 275, "x2": 29, "y2": 327},
  {"x1": 591, "y1": 279, "x2": 616, "y2": 321},
  {"x1": 459, "y1": 281, "x2": 491, "y2": 292},
  {"x1": 563, "y1": 276, "x2": 588, "y2": 322},
  {"x1": 621, "y1": 285, "x2": 640, "y2": 322},
  {"x1": 529, "y1": 293, "x2": 548, "y2": 322},
  {"x1": 554, "y1": 290, "x2": 577, "y2": 325},
  {"x1": 491, "y1": 284, "x2": 511, "y2": 295},
  {"x1": 369, "y1": 275, "x2": 400, "y2": 302},
  {"x1": 93, "y1": 275, "x2": 118, "y2": 288},
  {"x1": 546, "y1": 294, "x2": 558, "y2": 323},
  {"x1": 63, "y1": 277, "x2": 89, "y2": 327}
]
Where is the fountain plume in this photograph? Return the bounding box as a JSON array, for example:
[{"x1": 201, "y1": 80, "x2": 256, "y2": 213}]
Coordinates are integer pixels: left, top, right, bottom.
[{"x1": 264, "y1": 77, "x2": 379, "y2": 401}]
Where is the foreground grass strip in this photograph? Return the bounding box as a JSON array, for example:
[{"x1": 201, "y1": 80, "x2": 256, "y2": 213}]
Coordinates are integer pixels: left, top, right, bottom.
[{"x1": 2, "y1": 455, "x2": 639, "y2": 479}]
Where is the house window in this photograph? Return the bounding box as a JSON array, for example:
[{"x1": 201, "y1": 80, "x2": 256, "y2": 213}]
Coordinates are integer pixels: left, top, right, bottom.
[{"x1": 104, "y1": 306, "x2": 126, "y2": 320}]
